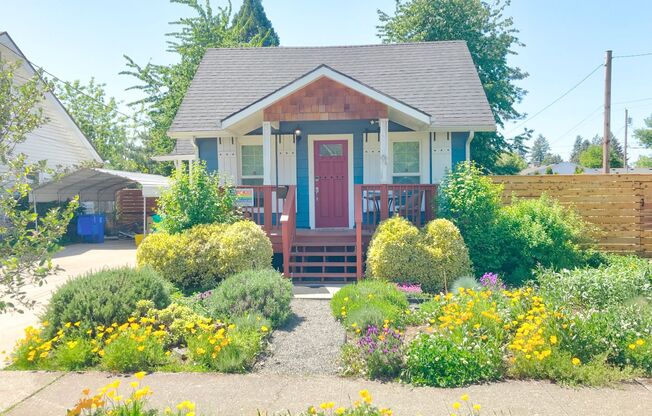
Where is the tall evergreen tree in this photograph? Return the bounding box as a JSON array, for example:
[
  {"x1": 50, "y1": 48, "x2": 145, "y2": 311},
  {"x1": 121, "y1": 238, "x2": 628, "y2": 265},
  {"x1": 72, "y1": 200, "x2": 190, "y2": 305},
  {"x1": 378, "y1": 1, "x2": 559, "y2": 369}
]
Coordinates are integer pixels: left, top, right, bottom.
[
  {"x1": 232, "y1": 0, "x2": 280, "y2": 46},
  {"x1": 570, "y1": 135, "x2": 590, "y2": 163},
  {"x1": 510, "y1": 127, "x2": 532, "y2": 159},
  {"x1": 529, "y1": 134, "x2": 550, "y2": 166}
]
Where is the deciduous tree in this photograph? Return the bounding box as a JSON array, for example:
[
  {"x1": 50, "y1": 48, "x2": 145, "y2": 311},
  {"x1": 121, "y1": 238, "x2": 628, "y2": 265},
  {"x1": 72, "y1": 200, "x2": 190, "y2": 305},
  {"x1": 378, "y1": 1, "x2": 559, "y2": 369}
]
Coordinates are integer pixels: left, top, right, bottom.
[
  {"x1": 377, "y1": 0, "x2": 528, "y2": 170},
  {"x1": 634, "y1": 114, "x2": 652, "y2": 149},
  {"x1": 0, "y1": 60, "x2": 77, "y2": 313}
]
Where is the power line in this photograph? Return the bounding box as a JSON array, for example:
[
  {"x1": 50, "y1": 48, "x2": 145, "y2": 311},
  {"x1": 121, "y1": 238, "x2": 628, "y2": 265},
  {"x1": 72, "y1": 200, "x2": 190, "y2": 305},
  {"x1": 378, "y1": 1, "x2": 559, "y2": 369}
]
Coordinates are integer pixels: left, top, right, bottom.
[
  {"x1": 506, "y1": 63, "x2": 603, "y2": 135},
  {"x1": 613, "y1": 52, "x2": 652, "y2": 59}
]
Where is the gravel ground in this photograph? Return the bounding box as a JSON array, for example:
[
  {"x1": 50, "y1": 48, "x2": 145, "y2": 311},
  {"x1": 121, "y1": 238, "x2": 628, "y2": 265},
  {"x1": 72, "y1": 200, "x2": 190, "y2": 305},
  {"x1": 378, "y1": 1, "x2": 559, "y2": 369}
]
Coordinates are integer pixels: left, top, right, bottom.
[{"x1": 255, "y1": 298, "x2": 345, "y2": 375}]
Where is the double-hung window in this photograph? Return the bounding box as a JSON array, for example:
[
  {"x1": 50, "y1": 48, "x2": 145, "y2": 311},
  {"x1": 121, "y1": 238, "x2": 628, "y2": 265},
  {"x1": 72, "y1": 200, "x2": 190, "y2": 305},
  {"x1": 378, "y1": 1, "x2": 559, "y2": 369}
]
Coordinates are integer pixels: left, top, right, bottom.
[
  {"x1": 392, "y1": 141, "x2": 420, "y2": 184},
  {"x1": 240, "y1": 145, "x2": 264, "y2": 185}
]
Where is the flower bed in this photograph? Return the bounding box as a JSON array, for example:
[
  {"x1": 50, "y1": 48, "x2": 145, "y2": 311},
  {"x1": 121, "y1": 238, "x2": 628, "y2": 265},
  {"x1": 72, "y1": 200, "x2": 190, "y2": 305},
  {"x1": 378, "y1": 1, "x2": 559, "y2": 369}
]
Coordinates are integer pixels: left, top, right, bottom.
[{"x1": 335, "y1": 257, "x2": 652, "y2": 387}]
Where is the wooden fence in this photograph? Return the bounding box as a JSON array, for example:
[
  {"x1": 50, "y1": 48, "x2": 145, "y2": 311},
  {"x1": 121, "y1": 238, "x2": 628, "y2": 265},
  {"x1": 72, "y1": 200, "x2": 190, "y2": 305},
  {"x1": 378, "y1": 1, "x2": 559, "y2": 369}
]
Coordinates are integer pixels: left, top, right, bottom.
[
  {"x1": 116, "y1": 189, "x2": 157, "y2": 233},
  {"x1": 490, "y1": 174, "x2": 652, "y2": 256}
]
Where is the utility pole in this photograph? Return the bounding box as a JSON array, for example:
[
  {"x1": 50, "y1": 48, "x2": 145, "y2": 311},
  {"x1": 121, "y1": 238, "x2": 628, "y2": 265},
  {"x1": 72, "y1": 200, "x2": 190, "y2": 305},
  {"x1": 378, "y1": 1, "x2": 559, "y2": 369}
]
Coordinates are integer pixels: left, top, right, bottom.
[
  {"x1": 624, "y1": 108, "x2": 629, "y2": 172},
  {"x1": 603, "y1": 50, "x2": 612, "y2": 174}
]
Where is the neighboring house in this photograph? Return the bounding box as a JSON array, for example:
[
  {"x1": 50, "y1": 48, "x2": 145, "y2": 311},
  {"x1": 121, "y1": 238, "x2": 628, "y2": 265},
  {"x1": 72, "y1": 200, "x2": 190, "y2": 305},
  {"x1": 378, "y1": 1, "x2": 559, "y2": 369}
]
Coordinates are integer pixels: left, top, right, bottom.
[
  {"x1": 161, "y1": 42, "x2": 495, "y2": 280},
  {"x1": 0, "y1": 32, "x2": 101, "y2": 177}
]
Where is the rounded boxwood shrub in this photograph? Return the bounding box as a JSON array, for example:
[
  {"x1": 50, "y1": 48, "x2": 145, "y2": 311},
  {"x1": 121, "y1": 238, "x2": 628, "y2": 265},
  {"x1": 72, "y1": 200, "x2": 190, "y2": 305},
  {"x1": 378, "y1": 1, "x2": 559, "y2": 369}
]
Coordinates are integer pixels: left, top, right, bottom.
[
  {"x1": 421, "y1": 219, "x2": 473, "y2": 292},
  {"x1": 331, "y1": 280, "x2": 409, "y2": 328},
  {"x1": 42, "y1": 266, "x2": 170, "y2": 337},
  {"x1": 217, "y1": 220, "x2": 273, "y2": 277},
  {"x1": 404, "y1": 333, "x2": 503, "y2": 387},
  {"x1": 205, "y1": 269, "x2": 293, "y2": 328},
  {"x1": 366, "y1": 216, "x2": 430, "y2": 285},
  {"x1": 366, "y1": 217, "x2": 472, "y2": 293},
  {"x1": 137, "y1": 221, "x2": 272, "y2": 291}
]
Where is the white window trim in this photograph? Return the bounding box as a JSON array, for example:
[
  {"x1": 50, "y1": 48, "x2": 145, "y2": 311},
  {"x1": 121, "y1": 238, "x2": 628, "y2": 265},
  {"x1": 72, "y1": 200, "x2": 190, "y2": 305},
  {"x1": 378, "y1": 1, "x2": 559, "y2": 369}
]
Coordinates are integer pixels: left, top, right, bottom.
[
  {"x1": 307, "y1": 134, "x2": 354, "y2": 229},
  {"x1": 390, "y1": 139, "x2": 421, "y2": 184},
  {"x1": 237, "y1": 137, "x2": 264, "y2": 185}
]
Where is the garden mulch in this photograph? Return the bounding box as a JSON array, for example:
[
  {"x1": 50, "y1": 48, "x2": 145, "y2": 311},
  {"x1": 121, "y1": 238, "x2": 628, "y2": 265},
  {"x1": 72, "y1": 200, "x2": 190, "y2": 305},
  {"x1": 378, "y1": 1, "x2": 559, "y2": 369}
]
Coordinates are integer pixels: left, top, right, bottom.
[
  {"x1": 254, "y1": 298, "x2": 345, "y2": 375},
  {"x1": 2, "y1": 371, "x2": 651, "y2": 416}
]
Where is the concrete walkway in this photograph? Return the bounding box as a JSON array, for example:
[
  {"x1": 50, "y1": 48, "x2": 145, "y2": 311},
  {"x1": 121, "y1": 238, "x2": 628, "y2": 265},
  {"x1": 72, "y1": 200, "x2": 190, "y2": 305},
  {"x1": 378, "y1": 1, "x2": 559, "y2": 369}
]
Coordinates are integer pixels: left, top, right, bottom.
[
  {"x1": 1, "y1": 371, "x2": 650, "y2": 416},
  {"x1": 0, "y1": 240, "x2": 136, "y2": 362}
]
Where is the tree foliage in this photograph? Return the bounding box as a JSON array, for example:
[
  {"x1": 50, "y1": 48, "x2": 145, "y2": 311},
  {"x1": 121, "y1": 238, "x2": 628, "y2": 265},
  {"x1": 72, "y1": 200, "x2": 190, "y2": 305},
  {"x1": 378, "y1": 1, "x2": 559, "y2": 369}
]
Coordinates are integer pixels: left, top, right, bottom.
[
  {"x1": 232, "y1": 0, "x2": 279, "y2": 46},
  {"x1": 0, "y1": 59, "x2": 78, "y2": 313},
  {"x1": 493, "y1": 152, "x2": 527, "y2": 175},
  {"x1": 578, "y1": 144, "x2": 623, "y2": 169},
  {"x1": 634, "y1": 155, "x2": 652, "y2": 168},
  {"x1": 156, "y1": 162, "x2": 239, "y2": 234},
  {"x1": 122, "y1": 0, "x2": 266, "y2": 174},
  {"x1": 634, "y1": 114, "x2": 652, "y2": 149},
  {"x1": 377, "y1": 0, "x2": 528, "y2": 170},
  {"x1": 529, "y1": 134, "x2": 550, "y2": 166},
  {"x1": 54, "y1": 78, "x2": 148, "y2": 171},
  {"x1": 570, "y1": 135, "x2": 590, "y2": 163}
]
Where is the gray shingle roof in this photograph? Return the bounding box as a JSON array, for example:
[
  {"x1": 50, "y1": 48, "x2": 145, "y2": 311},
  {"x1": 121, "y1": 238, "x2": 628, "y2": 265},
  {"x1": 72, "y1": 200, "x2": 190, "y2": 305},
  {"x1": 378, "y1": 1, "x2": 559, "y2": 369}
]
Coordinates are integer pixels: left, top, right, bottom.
[{"x1": 169, "y1": 41, "x2": 495, "y2": 133}]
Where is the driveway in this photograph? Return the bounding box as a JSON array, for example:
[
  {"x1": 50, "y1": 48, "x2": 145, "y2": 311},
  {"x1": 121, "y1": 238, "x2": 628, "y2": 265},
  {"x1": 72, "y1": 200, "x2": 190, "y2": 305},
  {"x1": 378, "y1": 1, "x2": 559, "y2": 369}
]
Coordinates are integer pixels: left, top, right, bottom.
[{"x1": 0, "y1": 240, "x2": 136, "y2": 363}]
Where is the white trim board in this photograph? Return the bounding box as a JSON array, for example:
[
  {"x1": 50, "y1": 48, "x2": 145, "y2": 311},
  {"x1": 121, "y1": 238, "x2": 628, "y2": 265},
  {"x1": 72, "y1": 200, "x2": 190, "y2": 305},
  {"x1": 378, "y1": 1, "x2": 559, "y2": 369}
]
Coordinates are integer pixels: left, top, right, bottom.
[
  {"x1": 307, "y1": 134, "x2": 354, "y2": 229},
  {"x1": 221, "y1": 66, "x2": 432, "y2": 129}
]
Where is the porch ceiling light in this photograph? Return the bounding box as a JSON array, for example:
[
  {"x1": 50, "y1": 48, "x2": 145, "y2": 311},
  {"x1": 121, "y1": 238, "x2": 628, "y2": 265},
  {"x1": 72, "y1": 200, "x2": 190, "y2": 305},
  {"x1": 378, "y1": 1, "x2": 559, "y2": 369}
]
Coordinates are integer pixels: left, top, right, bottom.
[{"x1": 294, "y1": 127, "x2": 302, "y2": 138}]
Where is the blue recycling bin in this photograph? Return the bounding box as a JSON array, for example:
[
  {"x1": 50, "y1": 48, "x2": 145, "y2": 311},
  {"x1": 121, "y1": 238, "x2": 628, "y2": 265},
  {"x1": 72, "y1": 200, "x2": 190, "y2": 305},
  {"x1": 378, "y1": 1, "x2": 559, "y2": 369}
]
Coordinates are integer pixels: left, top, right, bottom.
[{"x1": 77, "y1": 214, "x2": 105, "y2": 243}]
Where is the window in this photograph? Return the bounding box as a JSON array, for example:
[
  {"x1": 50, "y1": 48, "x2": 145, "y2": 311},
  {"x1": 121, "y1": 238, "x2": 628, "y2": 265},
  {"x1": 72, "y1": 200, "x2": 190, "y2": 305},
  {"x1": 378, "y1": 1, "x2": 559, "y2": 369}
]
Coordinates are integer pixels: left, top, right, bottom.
[
  {"x1": 319, "y1": 143, "x2": 343, "y2": 157},
  {"x1": 240, "y1": 145, "x2": 264, "y2": 185},
  {"x1": 392, "y1": 141, "x2": 420, "y2": 184}
]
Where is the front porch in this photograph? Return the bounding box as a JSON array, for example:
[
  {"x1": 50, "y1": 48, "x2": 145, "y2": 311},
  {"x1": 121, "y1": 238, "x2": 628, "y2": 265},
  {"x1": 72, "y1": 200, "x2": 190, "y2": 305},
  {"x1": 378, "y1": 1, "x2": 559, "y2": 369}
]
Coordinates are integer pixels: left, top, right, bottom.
[{"x1": 237, "y1": 184, "x2": 437, "y2": 281}]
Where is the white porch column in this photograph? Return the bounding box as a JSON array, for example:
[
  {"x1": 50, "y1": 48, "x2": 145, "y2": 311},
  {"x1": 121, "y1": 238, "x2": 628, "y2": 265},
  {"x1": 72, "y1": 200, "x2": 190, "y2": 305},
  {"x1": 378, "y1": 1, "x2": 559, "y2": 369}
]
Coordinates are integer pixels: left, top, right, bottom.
[
  {"x1": 379, "y1": 118, "x2": 389, "y2": 184},
  {"x1": 262, "y1": 121, "x2": 273, "y2": 185}
]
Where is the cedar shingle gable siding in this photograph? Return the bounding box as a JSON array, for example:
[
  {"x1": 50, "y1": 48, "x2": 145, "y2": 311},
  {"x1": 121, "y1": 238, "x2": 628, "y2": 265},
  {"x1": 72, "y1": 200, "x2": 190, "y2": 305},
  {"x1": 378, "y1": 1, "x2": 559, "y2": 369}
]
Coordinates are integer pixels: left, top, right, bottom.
[{"x1": 263, "y1": 77, "x2": 388, "y2": 122}]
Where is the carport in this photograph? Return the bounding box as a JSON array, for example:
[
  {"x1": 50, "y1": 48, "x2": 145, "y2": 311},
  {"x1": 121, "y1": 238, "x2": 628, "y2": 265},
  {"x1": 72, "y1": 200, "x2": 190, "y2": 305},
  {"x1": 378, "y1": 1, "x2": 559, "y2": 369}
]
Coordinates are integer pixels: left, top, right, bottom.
[{"x1": 30, "y1": 168, "x2": 169, "y2": 236}]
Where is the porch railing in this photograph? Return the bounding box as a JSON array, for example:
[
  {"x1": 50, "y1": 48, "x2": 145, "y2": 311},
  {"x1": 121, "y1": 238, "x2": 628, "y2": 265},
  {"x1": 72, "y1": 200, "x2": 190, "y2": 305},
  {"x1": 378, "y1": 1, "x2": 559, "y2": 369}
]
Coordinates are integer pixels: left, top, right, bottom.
[
  {"x1": 354, "y1": 184, "x2": 438, "y2": 279},
  {"x1": 236, "y1": 185, "x2": 297, "y2": 277}
]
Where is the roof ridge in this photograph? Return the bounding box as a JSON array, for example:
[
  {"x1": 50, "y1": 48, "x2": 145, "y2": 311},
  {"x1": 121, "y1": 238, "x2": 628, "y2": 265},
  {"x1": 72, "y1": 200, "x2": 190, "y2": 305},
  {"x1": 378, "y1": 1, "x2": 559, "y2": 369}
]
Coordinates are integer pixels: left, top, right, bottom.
[{"x1": 204, "y1": 40, "x2": 466, "y2": 52}]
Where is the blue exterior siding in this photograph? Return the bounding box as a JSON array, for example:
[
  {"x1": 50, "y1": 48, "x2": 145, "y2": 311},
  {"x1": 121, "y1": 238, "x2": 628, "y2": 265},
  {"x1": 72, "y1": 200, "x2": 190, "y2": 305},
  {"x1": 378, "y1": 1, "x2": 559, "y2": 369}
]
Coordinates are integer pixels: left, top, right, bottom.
[
  {"x1": 196, "y1": 138, "x2": 218, "y2": 172},
  {"x1": 451, "y1": 132, "x2": 469, "y2": 168},
  {"x1": 280, "y1": 120, "x2": 410, "y2": 228}
]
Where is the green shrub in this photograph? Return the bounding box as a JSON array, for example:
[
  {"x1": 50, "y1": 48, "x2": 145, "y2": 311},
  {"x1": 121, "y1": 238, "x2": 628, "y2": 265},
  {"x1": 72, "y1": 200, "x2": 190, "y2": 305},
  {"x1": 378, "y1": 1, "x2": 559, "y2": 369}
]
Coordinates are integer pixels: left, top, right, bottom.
[
  {"x1": 422, "y1": 219, "x2": 473, "y2": 291},
  {"x1": 366, "y1": 217, "x2": 472, "y2": 293},
  {"x1": 135, "y1": 301, "x2": 204, "y2": 347},
  {"x1": 157, "y1": 161, "x2": 239, "y2": 234},
  {"x1": 537, "y1": 255, "x2": 652, "y2": 310},
  {"x1": 438, "y1": 162, "x2": 506, "y2": 275},
  {"x1": 499, "y1": 195, "x2": 597, "y2": 285},
  {"x1": 137, "y1": 221, "x2": 272, "y2": 292},
  {"x1": 331, "y1": 281, "x2": 409, "y2": 328},
  {"x1": 100, "y1": 325, "x2": 169, "y2": 372},
  {"x1": 216, "y1": 221, "x2": 273, "y2": 277},
  {"x1": 50, "y1": 337, "x2": 96, "y2": 370},
  {"x1": 205, "y1": 269, "x2": 293, "y2": 328},
  {"x1": 404, "y1": 333, "x2": 503, "y2": 387},
  {"x1": 42, "y1": 266, "x2": 170, "y2": 337}
]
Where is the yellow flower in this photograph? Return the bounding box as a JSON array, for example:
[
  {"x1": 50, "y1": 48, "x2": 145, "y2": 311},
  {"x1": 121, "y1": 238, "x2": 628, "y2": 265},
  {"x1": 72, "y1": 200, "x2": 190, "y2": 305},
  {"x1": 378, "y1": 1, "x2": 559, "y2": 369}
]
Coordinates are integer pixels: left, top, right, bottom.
[
  {"x1": 196, "y1": 347, "x2": 206, "y2": 355},
  {"x1": 137, "y1": 345, "x2": 145, "y2": 352},
  {"x1": 335, "y1": 407, "x2": 345, "y2": 415},
  {"x1": 74, "y1": 321, "x2": 81, "y2": 327},
  {"x1": 130, "y1": 381, "x2": 139, "y2": 389},
  {"x1": 64, "y1": 322, "x2": 72, "y2": 328},
  {"x1": 636, "y1": 339, "x2": 645, "y2": 346},
  {"x1": 359, "y1": 389, "x2": 372, "y2": 404},
  {"x1": 549, "y1": 335, "x2": 557, "y2": 345},
  {"x1": 320, "y1": 402, "x2": 335, "y2": 410},
  {"x1": 134, "y1": 371, "x2": 146, "y2": 380},
  {"x1": 461, "y1": 394, "x2": 469, "y2": 402},
  {"x1": 571, "y1": 357, "x2": 581, "y2": 366},
  {"x1": 628, "y1": 343, "x2": 636, "y2": 350},
  {"x1": 453, "y1": 402, "x2": 461, "y2": 409},
  {"x1": 261, "y1": 326, "x2": 269, "y2": 333},
  {"x1": 308, "y1": 406, "x2": 317, "y2": 414},
  {"x1": 473, "y1": 404, "x2": 481, "y2": 411}
]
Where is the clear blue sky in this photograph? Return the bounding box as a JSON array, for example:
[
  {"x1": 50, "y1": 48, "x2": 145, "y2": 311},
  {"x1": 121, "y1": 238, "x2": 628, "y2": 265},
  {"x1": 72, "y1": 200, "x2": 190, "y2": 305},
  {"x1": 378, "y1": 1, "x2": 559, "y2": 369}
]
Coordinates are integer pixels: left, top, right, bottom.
[{"x1": 3, "y1": 0, "x2": 652, "y2": 162}]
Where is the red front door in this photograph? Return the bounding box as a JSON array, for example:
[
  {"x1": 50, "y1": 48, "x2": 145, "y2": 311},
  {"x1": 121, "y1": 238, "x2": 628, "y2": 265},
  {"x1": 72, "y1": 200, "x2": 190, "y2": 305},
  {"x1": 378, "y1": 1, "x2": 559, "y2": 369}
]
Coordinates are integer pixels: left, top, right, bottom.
[{"x1": 314, "y1": 140, "x2": 349, "y2": 228}]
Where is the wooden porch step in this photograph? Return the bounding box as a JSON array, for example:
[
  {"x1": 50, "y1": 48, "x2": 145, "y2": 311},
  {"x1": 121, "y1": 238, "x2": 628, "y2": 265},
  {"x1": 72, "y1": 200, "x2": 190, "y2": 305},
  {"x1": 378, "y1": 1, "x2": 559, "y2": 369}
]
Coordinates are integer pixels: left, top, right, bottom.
[
  {"x1": 290, "y1": 252, "x2": 356, "y2": 258},
  {"x1": 291, "y1": 272, "x2": 358, "y2": 279},
  {"x1": 289, "y1": 261, "x2": 353, "y2": 267}
]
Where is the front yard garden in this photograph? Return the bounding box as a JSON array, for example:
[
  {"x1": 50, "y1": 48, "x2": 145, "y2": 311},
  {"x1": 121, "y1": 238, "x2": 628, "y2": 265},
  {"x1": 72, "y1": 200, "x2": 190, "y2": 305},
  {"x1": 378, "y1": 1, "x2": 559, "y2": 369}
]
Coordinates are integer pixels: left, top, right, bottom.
[
  {"x1": 5, "y1": 164, "x2": 292, "y2": 374},
  {"x1": 335, "y1": 163, "x2": 652, "y2": 387}
]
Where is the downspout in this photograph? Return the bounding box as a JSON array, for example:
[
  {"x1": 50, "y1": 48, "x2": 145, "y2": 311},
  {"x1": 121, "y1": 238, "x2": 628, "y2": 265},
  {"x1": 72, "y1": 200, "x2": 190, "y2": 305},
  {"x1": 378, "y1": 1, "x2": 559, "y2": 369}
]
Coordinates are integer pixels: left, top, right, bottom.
[
  {"x1": 190, "y1": 136, "x2": 199, "y2": 182},
  {"x1": 465, "y1": 131, "x2": 475, "y2": 162}
]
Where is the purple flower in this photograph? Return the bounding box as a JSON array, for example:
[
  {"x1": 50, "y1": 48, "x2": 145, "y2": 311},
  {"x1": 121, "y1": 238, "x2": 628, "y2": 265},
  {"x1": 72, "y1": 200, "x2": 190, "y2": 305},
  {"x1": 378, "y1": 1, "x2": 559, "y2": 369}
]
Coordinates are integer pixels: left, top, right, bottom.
[
  {"x1": 396, "y1": 283, "x2": 423, "y2": 294},
  {"x1": 479, "y1": 272, "x2": 505, "y2": 290}
]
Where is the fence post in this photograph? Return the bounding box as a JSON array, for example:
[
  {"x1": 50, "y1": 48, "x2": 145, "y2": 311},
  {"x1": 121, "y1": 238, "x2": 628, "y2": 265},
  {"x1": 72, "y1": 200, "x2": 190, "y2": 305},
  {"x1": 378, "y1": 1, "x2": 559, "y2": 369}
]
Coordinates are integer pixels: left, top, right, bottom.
[
  {"x1": 263, "y1": 187, "x2": 272, "y2": 235},
  {"x1": 380, "y1": 185, "x2": 389, "y2": 221}
]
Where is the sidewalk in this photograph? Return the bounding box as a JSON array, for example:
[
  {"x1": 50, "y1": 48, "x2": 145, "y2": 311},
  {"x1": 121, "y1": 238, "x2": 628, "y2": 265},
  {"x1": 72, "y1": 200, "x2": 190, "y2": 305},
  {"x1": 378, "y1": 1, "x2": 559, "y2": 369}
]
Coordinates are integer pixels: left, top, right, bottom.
[{"x1": 2, "y1": 371, "x2": 650, "y2": 416}]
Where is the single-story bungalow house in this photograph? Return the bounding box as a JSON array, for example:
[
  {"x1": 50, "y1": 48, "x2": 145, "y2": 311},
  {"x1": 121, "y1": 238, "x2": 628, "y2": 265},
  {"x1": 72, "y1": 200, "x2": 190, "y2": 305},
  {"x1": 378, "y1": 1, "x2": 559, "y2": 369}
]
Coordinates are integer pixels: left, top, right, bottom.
[{"x1": 159, "y1": 41, "x2": 495, "y2": 280}]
